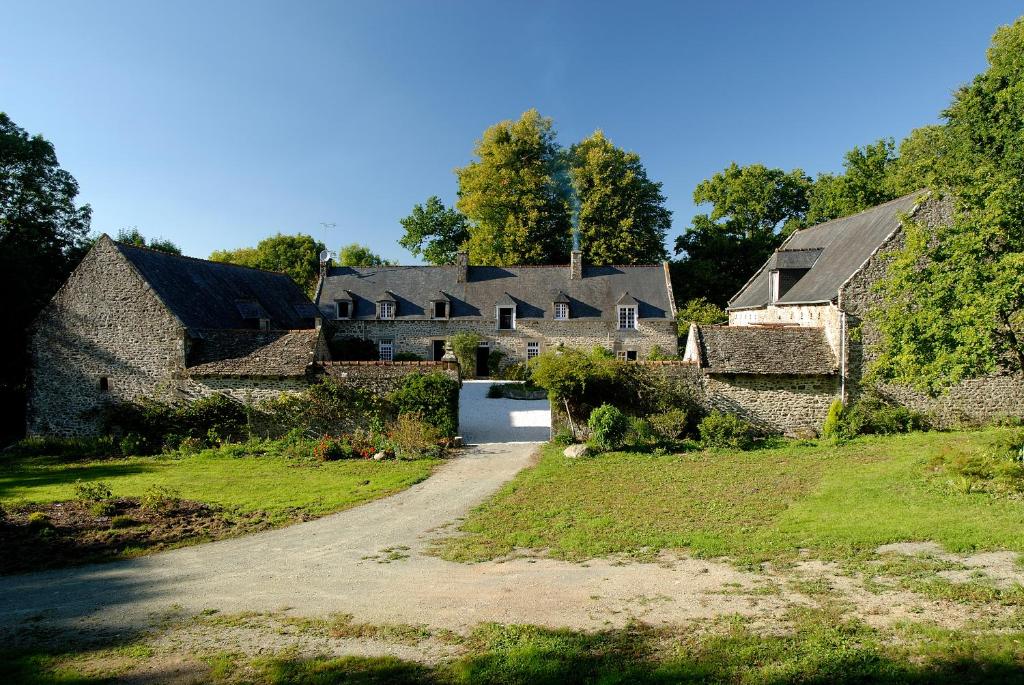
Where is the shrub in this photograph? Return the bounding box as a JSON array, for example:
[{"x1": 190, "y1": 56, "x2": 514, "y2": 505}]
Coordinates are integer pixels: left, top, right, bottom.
[
  {"x1": 499, "y1": 362, "x2": 531, "y2": 382},
  {"x1": 140, "y1": 485, "x2": 181, "y2": 514},
  {"x1": 178, "y1": 394, "x2": 248, "y2": 444},
  {"x1": 73, "y1": 480, "x2": 113, "y2": 502},
  {"x1": 487, "y1": 350, "x2": 506, "y2": 377},
  {"x1": 698, "y1": 411, "x2": 757, "y2": 450},
  {"x1": 10, "y1": 436, "x2": 119, "y2": 460},
  {"x1": 91, "y1": 500, "x2": 117, "y2": 517},
  {"x1": 552, "y1": 429, "x2": 575, "y2": 446},
  {"x1": 387, "y1": 413, "x2": 442, "y2": 460},
  {"x1": 648, "y1": 409, "x2": 691, "y2": 441},
  {"x1": 628, "y1": 417, "x2": 656, "y2": 446},
  {"x1": 588, "y1": 404, "x2": 630, "y2": 451},
  {"x1": 450, "y1": 331, "x2": 482, "y2": 376},
  {"x1": 348, "y1": 428, "x2": 381, "y2": 459},
  {"x1": 675, "y1": 297, "x2": 727, "y2": 335},
  {"x1": 119, "y1": 433, "x2": 147, "y2": 456},
  {"x1": 821, "y1": 400, "x2": 848, "y2": 442},
  {"x1": 110, "y1": 515, "x2": 136, "y2": 529},
  {"x1": 312, "y1": 435, "x2": 354, "y2": 462},
  {"x1": 259, "y1": 378, "x2": 384, "y2": 438},
  {"x1": 844, "y1": 394, "x2": 928, "y2": 436},
  {"x1": 393, "y1": 352, "x2": 424, "y2": 361},
  {"x1": 27, "y1": 512, "x2": 52, "y2": 531},
  {"x1": 389, "y1": 372, "x2": 459, "y2": 438}
]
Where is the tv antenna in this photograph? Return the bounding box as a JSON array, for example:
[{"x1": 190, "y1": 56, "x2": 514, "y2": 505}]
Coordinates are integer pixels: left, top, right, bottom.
[{"x1": 320, "y1": 222, "x2": 336, "y2": 231}]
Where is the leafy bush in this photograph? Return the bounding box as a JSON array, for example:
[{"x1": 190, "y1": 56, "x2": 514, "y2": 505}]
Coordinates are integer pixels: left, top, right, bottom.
[
  {"x1": 499, "y1": 362, "x2": 531, "y2": 382},
  {"x1": 450, "y1": 331, "x2": 482, "y2": 376},
  {"x1": 348, "y1": 428, "x2": 382, "y2": 459},
  {"x1": 588, "y1": 404, "x2": 630, "y2": 451},
  {"x1": 698, "y1": 411, "x2": 757, "y2": 450},
  {"x1": 844, "y1": 394, "x2": 928, "y2": 435},
  {"x1": 647, "y1": 345, "x2": 677, "y2": 361},
  {"x1": 178, "y1": 394, "x2": 248, "y2": 444},
  {"x1": 140, "y1": 485, "x2": 181, "y2": 514},
  {"x1": 935, "y1": 432, "x2": 1024, "y2": 496},
  {"x1": 9, "y1": 435, "x2": 119, "y2": 460},
  {"x1": 628, "y1": 417, "x2": 656, "y2": 446},
  {"x1": 259, "y1": 378, "x2": 384, "y2": 438},
  {"x1": 387, "y1": 413, "x2": 442, "y2": 459},
  {"x1": 312, "y1": 435, "x2": 354, "y2": 462},
  {"x1": 821, "y1": 400, "x2": 848, "y2": 442},
  {"x1": 27, "y1": 512, "x2": 52, "y2": 531},
  {"x1": 388, "y1": 372, "x2": 459, "y2": 438},
  {"x1": 103, "y1": 394, "x2": 248, "y2": 453},
  {"x1": 648, "y1": 409, "x2": 691, "y2": 441},
  {"x1": 73, "y1": 480, "x2": 112, "y2": 502},
  {"x1": 552, "y1": 429, "x2": 575, "y2": 446},
  {"x1": 676, "y1": 297, "x2": 727, "y2": 335},
  {"x1": 119, "y1": 433, "x2": 147, "y2": 456},
  {"x1": 393, "y1": 352, "x2": 424, "y2": 361},
  {"x1": 91, "y1": 500, "x2": 117, "y2": 517},
  {"x1": 487, "y1": 350, "x2": 506, "y2": 377}
]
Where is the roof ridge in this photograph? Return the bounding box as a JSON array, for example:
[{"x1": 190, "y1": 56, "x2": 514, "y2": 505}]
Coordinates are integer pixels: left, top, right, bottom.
[
  {"x1": 794, "y1": 190, "x2": 926, "y2": 235},
  {"x1": 114, "y1": 240, "x2": 294, "y2": 279}
]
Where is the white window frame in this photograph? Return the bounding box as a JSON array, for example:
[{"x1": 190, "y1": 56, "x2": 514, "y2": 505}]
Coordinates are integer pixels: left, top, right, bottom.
[
  {"x1": 379, "y1": 301, "x2": 395, "y2": 320},
  {"x1": 526, "y1": 341, "x2": 540, "y2": 359},
  {"x1": 378, "y1": 339, "x2": 394, "y2": 361},
  {"x1": 769, "y1": 270, "x2": 781, "y2": 303},
  {"x1": 617, "y1": 305, "x2": 637, "y2": 330},
  {"x1": 553, "y1": 302, "x2": 569, "y2": 320},
  {"x1": 496, "y1": 305, "x2": 516, "y2": 330}
]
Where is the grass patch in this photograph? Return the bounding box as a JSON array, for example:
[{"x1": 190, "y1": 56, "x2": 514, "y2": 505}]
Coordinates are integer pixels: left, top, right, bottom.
[
  {"x1": 0, "y1": 444, "x2": 439, "y2": 525},
  {"x1": 437, "y1": 429, "x2": 1024, "y2": 565}
]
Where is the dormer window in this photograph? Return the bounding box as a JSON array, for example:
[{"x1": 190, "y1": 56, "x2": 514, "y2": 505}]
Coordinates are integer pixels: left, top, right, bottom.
[
  {"x1": 496, "y1": 293, "x2": 516, "y2": 330},
  {"x1": 430, "y1": 292, "x2": 450, "y2": 319},
  {"x1": 617, "y1": 306, "x2": 637, "y2": 330},
  {"x1": 434, "y1": 301, "x2": 448, "y2": 318},
  {"x1": 554, "y1": 303, "x2": 569, "y2": 320},
  {"x1": 336, "y1": 300, "x2": 351, "y2": 319},
  {"x1": 378, "y1": 300, "x2": 395, "y2": 319}
]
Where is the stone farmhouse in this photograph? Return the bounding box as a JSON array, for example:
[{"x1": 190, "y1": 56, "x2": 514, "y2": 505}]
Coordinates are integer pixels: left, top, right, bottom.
[
  {"x1": 315, "y1": 248, "x2": 678, "y2": 374},
  {"x1": 681, "y1": 191, "x2": 1024, "y2": 432},
  {"x1": 27, "y1": 236, "x2": 331, "y2": 436}
]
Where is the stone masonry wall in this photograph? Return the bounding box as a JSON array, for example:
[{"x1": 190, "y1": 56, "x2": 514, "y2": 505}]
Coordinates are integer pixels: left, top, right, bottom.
[
  {"x1": 330, "y1": 317, "x2": 678, "y2": 373},
  {"x1": 27, "y1": 239, "x2": 187, "y2": 436},
  {"x1": 321, "y1": 361, "x2": 461, "y2": 396},
  {"x1": 183, "y1": 376, "x2": 312, "y2": 404},
  {"x1": 840, "y1": 195, "x2": 1024, "y2": 427}
]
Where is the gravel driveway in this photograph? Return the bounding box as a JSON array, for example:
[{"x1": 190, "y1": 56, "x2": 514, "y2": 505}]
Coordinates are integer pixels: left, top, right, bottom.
[{"x1": 458, "y1": 380, "x2": 550, "y2": 444}]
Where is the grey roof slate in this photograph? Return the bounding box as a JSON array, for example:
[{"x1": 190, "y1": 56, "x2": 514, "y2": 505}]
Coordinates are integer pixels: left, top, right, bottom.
[
  {"x1": 730, "y1": 192, "x2": 925, "y2": 309},
  {"x1": 693, "y1": 325, "x2": 837, "y2": 375},
  {"x1": 114, "y1": 241, "x2": 317, "y2": 331},
  {"x1": 318, "y1": 263, "x2": 673, "y2": 321},
  {"x1": 187, "y1": 329, "x2": 321, "y2": 376}
]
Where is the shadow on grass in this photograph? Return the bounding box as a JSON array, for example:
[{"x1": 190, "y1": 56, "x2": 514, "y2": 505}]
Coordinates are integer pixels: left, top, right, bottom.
[{"x1": 0, "y1": 461, "x2": 158, "y2": 500}]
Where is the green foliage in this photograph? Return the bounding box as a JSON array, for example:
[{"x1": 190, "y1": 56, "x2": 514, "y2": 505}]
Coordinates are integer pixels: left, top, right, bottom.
[
  {"x1": 672, "y1": 163, "x2": 811, "y2": 305},
  {"x1": 91, "y1": 500, "x2": 117, "y2": 517},
  {"x1": 260, "y1": 377, "x2": 384, "y2": 437},
  {"x1": 487, "y1": 349, "x2": 505, "y2": 376},
  {"x1": 932, "y1": 430, "x2": 1024, "y2": 496},
  {"x1": 388, "y1": 372, "x2": 460, "y2": 438},
  {"x1": 114, "y1": 227, "x2": 181, "y2": 254},
  {"x1": 393, "y1": 351, "x2": 424, "y2": 361},
  {"x1": 209, "y1": 232, "x2": 326, "y2": 294},
  {"x1": 387, "y1": 413, "x2": 443, "y2": 460},
  {"x1": 457, "y1": 109, "x2": 571, "y2": 265},
  {"x1": 73, "y1": 479, "x2": 112, "y2": 502},
  {"x1": 587, "y1": 404, "x2": 630, "y2": 451},
  {"x1": 450, "y1": 331, "x2": 482, "y2": 376},
  {"x1": 398, "y1": 195, "x2": 470, "y2": 265},
  {"x1": 805, "y1": 138, "x2": 902, "y2": 225},
  {"x1": 103, "y1": 394, "x2": 249, "y2": 454},
  {"x1": 567, "y1": 130, "x2": 670, "y2": 265},
  {"x1": 119, "y1": 432, "x2": 147, "y2": 456},
  {"x1": 698, "y1": 411, "x2": 756, "y2": 450},
  {"x1": 675, "y1": 297, "x2": 727, "y2": 335},
  {"x1": 139, "y1": 485, "x2": 181, "y2": 514},
  {"x1": 8, "y1": 435, "x2": 118, "y2": 460},
  {"x1": 843, "y1": 394, "x2": 928, "y2": 436},
  {"x1": 0, "y1": 112, "x2": 91, "y2": 421},
  {"x1": 337, "y1": 242, "x2": 393, "y2": 267},
  {"x1": 26, "y1": 512, "x2": 51, "y2": 531},
  {"x1": 648, "y1": 408, "x2": 691, "y2": 441},
  {"x1": 312, "y1": 435, "x2": 355, "y2": 462},
  {"x1": 109, "y1": 514, "x2": 135, "y2": 529},
  {"x1": 822, "y1": 399, "x2": 848, "y2": 442},
  {"x1": 498, "y1": 361, "x2": 531, "y2": 381}
]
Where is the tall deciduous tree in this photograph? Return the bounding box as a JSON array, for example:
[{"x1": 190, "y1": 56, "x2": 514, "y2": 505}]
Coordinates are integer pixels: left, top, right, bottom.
[
  {"x1": 806, "y1": 139, "x2": 900, "y2": 224},
  {"x1": 568, "y1": 131, "x2": 670, "y2": 265},
  {"x1": 871, "y1": 18, "x2": 1024, "y2": 392},
  {"x1": 337, "y1": 242, "x2": 393, "y2": 267},
  {"x1": 0, "y1": 112, "x2": 91, "y2": 411},
  {"x1": 456, "y1": 109, "x2": 571, "y2": 265},
  {"x1": 672, "y1": 163, "x2": 811, "y2": 305},
  {"x1": 398, "y1": 196, "x2": 470, "y2": 265},
  {"x1": 115, "y1": 227, "x2": 181, "y2": 254},
  {"x1": 210, "y1": 233, "x2": 325, "y2": 294}
]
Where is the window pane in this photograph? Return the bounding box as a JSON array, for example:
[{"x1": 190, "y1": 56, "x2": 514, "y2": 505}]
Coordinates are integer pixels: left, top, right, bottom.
[
  {"x1": 527, "y1": 341, "x2": 540, "y2": 359},
  {"x1": 379, "y1": 340, "x2": 394, "y2": 361}
]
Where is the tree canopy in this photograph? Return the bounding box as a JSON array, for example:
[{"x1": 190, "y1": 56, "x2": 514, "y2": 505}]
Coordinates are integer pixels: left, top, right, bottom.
[
  {"x1": 870, "y1": 17, "x2": 1024, "y2": 392},
  {"x1": 210, "y1": 233, "x2": 325, "y2": 294},
  {"x1": 115, "y1": 227, "x2": 181, "y2": 254},
  {"x1": 398, "y1": 196, "x2": 469, "y2": 265},
  {"x1": 337, "y1": 242, "x2": 393, "y2": 267},
  {"x1": 568, "y1": 131, "x2": 670, "y2": 265}
]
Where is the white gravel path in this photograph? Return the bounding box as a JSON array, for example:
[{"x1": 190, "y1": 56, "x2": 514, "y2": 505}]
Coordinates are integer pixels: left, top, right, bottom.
[{"x1": 458, "y1": 380, "x2": 551, "y2": 444}]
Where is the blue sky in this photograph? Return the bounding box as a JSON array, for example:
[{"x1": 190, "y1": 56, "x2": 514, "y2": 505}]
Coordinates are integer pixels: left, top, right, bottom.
[{"x1": 3, "y1": 1, "x2": 1021, "y2": 262}]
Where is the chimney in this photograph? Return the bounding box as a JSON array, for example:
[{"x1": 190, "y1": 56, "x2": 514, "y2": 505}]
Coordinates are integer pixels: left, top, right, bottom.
[
  {"x1": 455, "y1": 251, "x2": 469, "y2": 283},
  {"x1": 569, "y1": 228, "x2": 582, "y2": 280}
]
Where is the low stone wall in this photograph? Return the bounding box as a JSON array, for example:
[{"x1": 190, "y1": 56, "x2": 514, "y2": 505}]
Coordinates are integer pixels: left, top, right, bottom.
[
  {"x1": 320, "y1": 360, "x2": 461, "y2": 396},
  {"x1": 184, "y1": 376, "x2": 311, "y2": 404},
  {"x1": 875, "y1": 375, "x2": 1024, "y2": 429}
]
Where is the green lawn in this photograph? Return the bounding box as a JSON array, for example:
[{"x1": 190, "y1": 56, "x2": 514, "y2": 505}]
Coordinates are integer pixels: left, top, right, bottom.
[
  {"x1": 0, "y1": 445, "x2": 439, "y2": 524},
  {"x1": 438, "y1": 428, "x2": 1024, "y2": 564}
]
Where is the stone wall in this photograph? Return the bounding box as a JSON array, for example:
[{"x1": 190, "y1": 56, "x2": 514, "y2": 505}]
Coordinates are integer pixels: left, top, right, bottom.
[
  {"x1": 183, "y1": 376, "x2": 312, "y2": 404},
  {"x1": 27, "y1": 239, "x2": 187, "y2": 436},
  {"x1": 320, "y1": 360, "x2": 461, "y2": 396},
  {"x1": 839, "y1": 195, "x2": 1024, "y2": 428},
  {"x1": 330, "y1": 317, "x2": 678, "y2": 374}
]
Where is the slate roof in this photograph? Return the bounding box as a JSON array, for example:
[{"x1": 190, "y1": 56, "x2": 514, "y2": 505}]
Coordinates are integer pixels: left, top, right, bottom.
[
  {"x1": 691, "y1": 325, "x2": 837, "y2": 375},
  {"x1": 730, "y1": 192, "x2": 925, "y2": 309},
  {"x1": 113, "y1": 240, "x2": 317, "y2": 331},
  {"x1": 186, "y1": 329, "x2": 321, "y2": 376},
  {"x1": 318, "y1": 264, "x2": 674, "y2": 321}
]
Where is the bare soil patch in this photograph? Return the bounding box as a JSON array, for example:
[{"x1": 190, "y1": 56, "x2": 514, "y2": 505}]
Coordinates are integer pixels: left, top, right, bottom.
[{"x1": 0, "y1": 498, "x2": 293, "y2": 574}]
